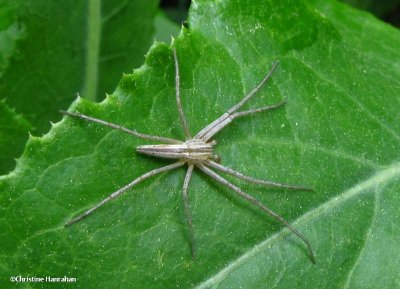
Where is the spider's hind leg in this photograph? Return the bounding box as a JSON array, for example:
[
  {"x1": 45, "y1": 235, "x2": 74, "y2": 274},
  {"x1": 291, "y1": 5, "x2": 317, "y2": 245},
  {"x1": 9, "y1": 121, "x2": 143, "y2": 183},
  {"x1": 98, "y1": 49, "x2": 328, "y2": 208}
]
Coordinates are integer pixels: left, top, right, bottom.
[
  {"x1": 207, "y1": 160, "x2": 313, "y2": 191},
  {"x1": 182, "y1": 164, "x2": 196, "y2": 259},
  {"x1": 65, "y1": 162, "x2": 184, "y2": 227},
  {"x1": 197, "y1": 163, "x2": 316, "y2": 264}
]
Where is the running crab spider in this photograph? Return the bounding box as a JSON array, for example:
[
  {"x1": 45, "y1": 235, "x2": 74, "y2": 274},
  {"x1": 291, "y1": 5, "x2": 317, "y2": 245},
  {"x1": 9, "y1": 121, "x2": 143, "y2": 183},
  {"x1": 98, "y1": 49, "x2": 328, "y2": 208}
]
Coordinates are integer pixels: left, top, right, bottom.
[{"x1": 61, "y1": 48, "x2": 316, "y2": 264}]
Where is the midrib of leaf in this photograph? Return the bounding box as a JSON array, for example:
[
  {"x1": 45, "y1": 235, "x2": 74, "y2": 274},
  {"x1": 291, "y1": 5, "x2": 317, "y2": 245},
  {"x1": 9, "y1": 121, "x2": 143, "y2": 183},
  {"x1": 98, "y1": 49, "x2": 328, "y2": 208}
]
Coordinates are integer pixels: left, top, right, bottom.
[
  {"x1": 342, "y1": 197, "x2": 379, "y2": 289},
  {"x1": 195, "y1": 161, "x2": 400, "y2": 289},
  {"x1": 83, "y1": 0, "x2": 101, "y2": 102}
]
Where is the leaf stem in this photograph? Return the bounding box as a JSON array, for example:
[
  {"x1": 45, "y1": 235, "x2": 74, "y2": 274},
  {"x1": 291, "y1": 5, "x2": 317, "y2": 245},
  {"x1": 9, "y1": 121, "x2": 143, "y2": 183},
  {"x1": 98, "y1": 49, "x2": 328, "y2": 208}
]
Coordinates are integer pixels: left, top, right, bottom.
[{"x1": 83, "y1": 0, "x2": 101, "y2": 102}]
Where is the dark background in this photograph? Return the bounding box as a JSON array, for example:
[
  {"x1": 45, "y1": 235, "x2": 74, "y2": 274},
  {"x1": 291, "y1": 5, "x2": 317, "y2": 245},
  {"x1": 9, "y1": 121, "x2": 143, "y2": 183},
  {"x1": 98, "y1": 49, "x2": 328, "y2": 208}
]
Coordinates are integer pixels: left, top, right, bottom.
[{"x1": 160, "y1": 0, "x2": 400, "y2": 27}]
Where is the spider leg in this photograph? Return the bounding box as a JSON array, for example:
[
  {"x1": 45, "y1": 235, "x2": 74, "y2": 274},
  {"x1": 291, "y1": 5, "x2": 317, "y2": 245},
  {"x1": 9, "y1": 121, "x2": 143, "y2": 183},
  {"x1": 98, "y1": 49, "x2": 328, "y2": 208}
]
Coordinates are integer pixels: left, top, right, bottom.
[
  {"x1": 65, "y1": 161, "x2": 184, "y2": 227},
  {"x1": 207, "y1": 160, "x2": 313, "y2": 191},
  {"x1": 60, "y1": 110, "x2": 182, "y2": 144},
  {"x1": 230, "y1": 100, "x2": 286, "y2": 119},
  {"x1": 195, "y1": 61, "x2": 280, "y2": 141},
  {"x1": 226, "y1": 61, "x2": 280, "y2": 114},
  {"x1": 173, "y1": 48, "x2": 191, "y2": 139},
  {"x1": 182, "y1": 164, "x2": 196, "y2": 259},
  {"x1": 197, "y1": 163, "x2": 316, "y2": 264},
  {"x1": 198, "y1": 101, "x2": 286, "y2": 142}
]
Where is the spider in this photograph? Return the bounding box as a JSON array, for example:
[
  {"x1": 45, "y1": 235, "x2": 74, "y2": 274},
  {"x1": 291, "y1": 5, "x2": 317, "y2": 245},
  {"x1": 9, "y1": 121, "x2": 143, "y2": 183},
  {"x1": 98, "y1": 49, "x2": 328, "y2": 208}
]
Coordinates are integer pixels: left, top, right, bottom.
[{"x1": 61, "y1": 48, "x2": 315, "y2": 264}]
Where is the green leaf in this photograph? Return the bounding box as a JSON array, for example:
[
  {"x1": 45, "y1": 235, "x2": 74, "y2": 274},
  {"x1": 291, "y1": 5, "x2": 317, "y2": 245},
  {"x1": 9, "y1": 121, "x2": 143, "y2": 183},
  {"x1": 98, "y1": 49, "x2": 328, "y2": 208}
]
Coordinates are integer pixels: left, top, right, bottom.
[
  {"x1": 0, "y1": 0, "x2": 159, "y2": 174},
  {"x1": 0, "y1": 100, "x2": 32, "y2": 174},
  {"x1": 1, "y1": 0, "x2": 400, "y2": 288}
]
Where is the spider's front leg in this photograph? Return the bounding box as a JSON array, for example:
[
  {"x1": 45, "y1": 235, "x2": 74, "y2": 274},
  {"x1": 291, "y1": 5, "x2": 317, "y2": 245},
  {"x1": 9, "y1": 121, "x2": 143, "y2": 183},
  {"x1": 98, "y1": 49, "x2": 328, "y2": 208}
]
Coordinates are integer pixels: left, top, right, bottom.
[{"x1": 195, "y1": 61, "x2": 283, "y2": 142}]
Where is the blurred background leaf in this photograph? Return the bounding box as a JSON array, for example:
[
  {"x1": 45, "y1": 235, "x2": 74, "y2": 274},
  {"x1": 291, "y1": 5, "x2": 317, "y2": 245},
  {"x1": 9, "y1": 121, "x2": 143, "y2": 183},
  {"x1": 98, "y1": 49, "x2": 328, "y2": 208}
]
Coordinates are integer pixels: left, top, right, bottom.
[
  {"x1": 0, "y1": 100, "x2": 32, "y2": 173},
  {"x1": 0, "y1": 0, "x2": 173, "y2": 174}
]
